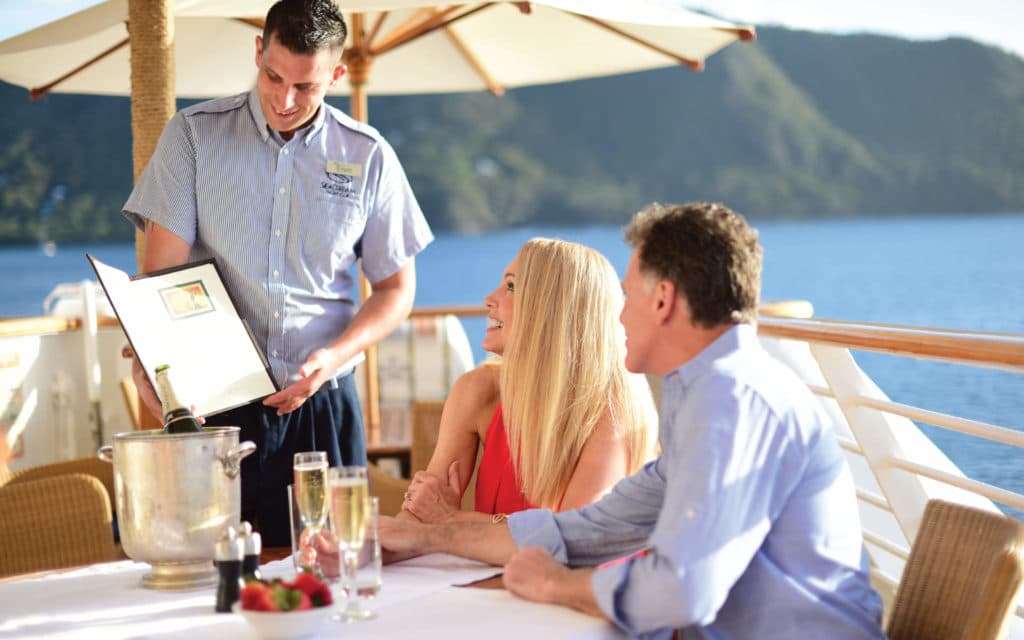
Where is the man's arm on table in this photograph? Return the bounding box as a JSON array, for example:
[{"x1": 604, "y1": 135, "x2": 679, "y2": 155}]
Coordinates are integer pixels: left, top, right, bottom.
[
  {"x1": 378, "y1": 514, "x2": 518, "y2": 567},
  {"x1": 263, "y1": 259, "x2": 417, "y2": 415},
  {"x1": 503, "y1": 547, "x2": 606, "y2": 619}
]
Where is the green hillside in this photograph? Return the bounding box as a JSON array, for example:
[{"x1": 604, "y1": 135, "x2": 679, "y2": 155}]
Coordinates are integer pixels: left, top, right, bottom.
[{"x1": 1, "y1": 26, "x2": 1022, "y2": 243}]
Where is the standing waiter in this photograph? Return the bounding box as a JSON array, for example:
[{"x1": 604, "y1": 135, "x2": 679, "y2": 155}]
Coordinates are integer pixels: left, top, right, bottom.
[{"x1": 123, "y1": 0, "x2": 433, "y2": 545}]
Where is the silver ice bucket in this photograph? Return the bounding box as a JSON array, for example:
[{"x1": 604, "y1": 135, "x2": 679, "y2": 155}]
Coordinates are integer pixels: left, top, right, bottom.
[{"x1": 97, "y1": 427, "x2": 256, "y2": 591}]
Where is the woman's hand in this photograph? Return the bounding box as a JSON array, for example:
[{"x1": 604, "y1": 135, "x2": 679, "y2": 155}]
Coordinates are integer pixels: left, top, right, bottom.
[
  {"x1": 307, "y1": 528, "x2": 340, "y2": 580},
  {"x1": 402, "y1": 461, "x2": 463, "y2": 523}
]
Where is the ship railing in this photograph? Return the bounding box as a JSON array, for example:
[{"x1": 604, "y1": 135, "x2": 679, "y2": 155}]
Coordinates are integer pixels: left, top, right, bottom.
[
  {"x1": 4, "y1": 303, "x2": 1023, "y2": 623},
  {"x1": 756, "y1": 311, "x2": 1024, "y2": 627}
]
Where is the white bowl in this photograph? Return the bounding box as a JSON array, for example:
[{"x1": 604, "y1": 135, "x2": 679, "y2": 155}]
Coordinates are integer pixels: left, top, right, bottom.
[{"x1": 232, "y1": 601, "x2": 331, "y2": 639}]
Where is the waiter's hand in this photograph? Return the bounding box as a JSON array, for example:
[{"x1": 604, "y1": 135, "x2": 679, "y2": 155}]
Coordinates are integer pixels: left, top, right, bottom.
[
  {"x1": 131, "y1": 357, "x2": 162, "y2": 420},
  {"x1": 131, "y1": 357, "x2": 204, "y2": 425},
  {"x1": 263, "y1": 347, "x2": 344, "y2": 415}
]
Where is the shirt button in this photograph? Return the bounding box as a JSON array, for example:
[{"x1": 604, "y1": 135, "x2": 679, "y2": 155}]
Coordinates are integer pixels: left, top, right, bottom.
[
  {"x1": 279, "y1": 187, "x2": 286, "y2": 194},
  {"x1": 273, "y1": 311, "x2": 280, "y2": 319},
  {"x1": 282, "y1": 149, "x2": 289, "y2": 155},
  {"x1": 275, "y1": 229, "x2": 282, "y2": 237},
  {"x1": 272, "y1": 350, "x2": 279, "y2": 357},
  {"x1": 272, "y1": 270, "x2": 279, "y2": 278}
]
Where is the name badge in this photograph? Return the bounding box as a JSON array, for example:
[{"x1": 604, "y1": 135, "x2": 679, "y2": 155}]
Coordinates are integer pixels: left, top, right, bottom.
[{"x1": 327, "y1": 160, "x2": 362, "y2": 178}]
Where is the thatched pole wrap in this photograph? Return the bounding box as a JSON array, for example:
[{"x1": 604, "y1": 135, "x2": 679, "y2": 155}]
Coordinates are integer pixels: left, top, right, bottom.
[{"x1": 128, "y1": 0, "x2": 176, "y2": 270}]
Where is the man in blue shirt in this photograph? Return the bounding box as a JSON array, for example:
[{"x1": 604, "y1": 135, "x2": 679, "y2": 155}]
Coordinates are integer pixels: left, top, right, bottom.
[
  {"x1": 380, "y1": 202, "x2": 883, "y2": 638},
  {"x1": 123, "y1": 0, "x2": 432, "y2": 545}
]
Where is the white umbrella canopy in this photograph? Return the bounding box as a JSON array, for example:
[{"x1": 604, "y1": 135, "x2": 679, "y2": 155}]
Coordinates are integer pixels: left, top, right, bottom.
[
  {"x1": 0, "y1": 0, "x2": 753, "y2": 434},
  {"x1": 0, "y1": 0, "x2": 754, "y2": 99}
]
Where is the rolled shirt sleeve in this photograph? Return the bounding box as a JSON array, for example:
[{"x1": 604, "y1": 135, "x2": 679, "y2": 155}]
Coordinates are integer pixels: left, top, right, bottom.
[
  {"x1": 359, "y1": 137, "x2": 433, "y2": 284},
  {"x1": 123, "y1": 110, "x2": 199, "y2": 245}
]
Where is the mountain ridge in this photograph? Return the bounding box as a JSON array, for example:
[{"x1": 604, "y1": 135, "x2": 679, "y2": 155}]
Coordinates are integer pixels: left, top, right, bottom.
[{"x1": 0, "y1": 26, "x2": 1021, "y2": 243}]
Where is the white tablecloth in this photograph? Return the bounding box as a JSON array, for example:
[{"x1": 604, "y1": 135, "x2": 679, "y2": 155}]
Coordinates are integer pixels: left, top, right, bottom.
[{"x1": 0, "y1": 554, "x2": 625, "y2": 639}]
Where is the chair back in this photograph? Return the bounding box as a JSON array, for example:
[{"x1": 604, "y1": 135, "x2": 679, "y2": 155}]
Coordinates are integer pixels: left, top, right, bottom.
[
  {"x1": 411, "y1": 400, "x2": 445, "y2": 476},
  {"x1": 410, "y1": 400, "x2": 480, "y2": 510},
  {"x1": 887, "y1": 499, "x2": 1024, "y2": 640}
]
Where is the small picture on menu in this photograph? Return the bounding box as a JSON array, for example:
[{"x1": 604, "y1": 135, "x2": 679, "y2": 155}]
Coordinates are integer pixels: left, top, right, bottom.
[{"x1": 159, "y1": 280, "x2": 215, "y2": 319}]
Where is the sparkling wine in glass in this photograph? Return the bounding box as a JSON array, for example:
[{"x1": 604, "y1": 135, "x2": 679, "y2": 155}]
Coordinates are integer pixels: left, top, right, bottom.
[
  {"x1": 293, "y1": 451, "x2": 328, "y2": 570},
  {"x1": 329, "y1": 465, "x2": 373, "y2": 622}
]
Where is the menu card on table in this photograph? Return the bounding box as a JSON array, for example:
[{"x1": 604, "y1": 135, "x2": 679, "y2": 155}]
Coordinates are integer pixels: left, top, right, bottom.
[{"x1": 88, "y1": 254, "x2": 279, "y2": 417}]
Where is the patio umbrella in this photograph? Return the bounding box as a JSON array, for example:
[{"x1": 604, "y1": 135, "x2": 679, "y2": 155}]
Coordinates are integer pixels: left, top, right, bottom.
[
  {"x1": 0, "y1": 1, "x2": 753, "y2": 102},
  {"x1": 0, "y1": 0, "x2": 754, "y2": 432}
]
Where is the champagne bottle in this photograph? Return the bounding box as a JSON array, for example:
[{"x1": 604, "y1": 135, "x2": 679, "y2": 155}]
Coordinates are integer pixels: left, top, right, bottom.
[{"x1": 153, "y1": 364, "x2": 203, "y2": 433}]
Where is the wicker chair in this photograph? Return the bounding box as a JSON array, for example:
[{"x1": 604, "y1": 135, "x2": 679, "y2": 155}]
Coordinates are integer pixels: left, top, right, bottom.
[
  {"x1": 0, "y1": 457, "x2": 118, "y2": 578},
  {"x1": 368, "y1": 462, "x2": 408, "y2": 517},
  {"x1": 410, "y1": 400, "x2": 479, "y2": 510},
  {"x1": 887, "y1": 499, "x2": 1024, "y2": 640}
]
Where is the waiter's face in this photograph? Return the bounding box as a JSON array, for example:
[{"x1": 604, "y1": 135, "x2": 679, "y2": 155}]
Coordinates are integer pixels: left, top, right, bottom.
[{"x1": 255, "y1": 33, "x2": 345, "y2": 139}]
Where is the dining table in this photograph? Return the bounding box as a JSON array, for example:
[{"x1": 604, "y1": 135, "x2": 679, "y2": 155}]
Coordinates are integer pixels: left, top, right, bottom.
[{"x1": 0, "y1": 547, "x2": 626, "y2": 639}]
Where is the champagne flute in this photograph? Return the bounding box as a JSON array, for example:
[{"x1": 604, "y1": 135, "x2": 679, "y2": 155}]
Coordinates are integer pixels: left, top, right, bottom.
[
  {"x1": 329, "y1": 465, "x2": 373, "y2": 622},
  {"x1": 293, "y1": 451, "x2": 329, "y2": 571}
]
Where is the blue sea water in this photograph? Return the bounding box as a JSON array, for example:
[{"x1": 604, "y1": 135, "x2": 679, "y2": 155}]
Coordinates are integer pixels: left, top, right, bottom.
[{"x1": 1, "y1": 213, "x2": 1022, "y2": 501}]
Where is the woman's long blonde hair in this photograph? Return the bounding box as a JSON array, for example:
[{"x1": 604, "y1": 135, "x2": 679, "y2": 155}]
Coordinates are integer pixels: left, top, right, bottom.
[{"x1": 500, "y1": 238, "x2": 658, "y2": 509}]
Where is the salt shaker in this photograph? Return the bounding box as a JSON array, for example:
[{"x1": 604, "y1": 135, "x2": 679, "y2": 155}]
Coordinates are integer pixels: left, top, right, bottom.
[
  {"x1": 214, "y1": 526, "x2": 244, "y2": 613},
  {"x1": 239, "y1": 521, "x2": 262, "y2": 581}
]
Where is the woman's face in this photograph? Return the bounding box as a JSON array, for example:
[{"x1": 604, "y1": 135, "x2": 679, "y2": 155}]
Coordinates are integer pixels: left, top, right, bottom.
[{"x1": 482, "y1": 257, "x2": 517, "y2": 355}]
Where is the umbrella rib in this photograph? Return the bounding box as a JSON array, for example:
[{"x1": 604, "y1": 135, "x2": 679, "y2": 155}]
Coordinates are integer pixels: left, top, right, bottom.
[
  {"x1": 372, "y1": 4, "x2": 491, "y2": 56},
  {"x1": 568, "y1": 12, "x2": 705, "y2": 72},
  {"x1": 365, "y1": 12, "x2": 390, "y2": 49},
  {"x1": 30, "y1": 37, "x2": 130, "y2": 99},
  {"x1": 442, "y1": 24, "x2": 504, "y2": 96},
  {"x1": 719, "y1": 26, "x2": 757, "y2": 42},
  {"x1": 374, "y1": 5, "x2": 436, "y2": 50},
  {"x1": 234, "y1": 17, "x2": 264, "y2": 30}
]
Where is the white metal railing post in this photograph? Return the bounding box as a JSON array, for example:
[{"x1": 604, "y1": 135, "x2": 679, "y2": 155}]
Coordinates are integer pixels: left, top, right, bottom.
[{"x1": 809, "y1": 344, "x2": 994, "y2": 543}]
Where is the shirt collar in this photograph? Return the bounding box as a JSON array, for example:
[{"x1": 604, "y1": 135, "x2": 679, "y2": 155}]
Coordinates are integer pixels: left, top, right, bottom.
[
  {"x1": 247, "y1": 89, "x2": 271, "y2": 142},
  {"x1": 664, "y1": 323, "x2": 759, "y2": 388},
  {"x1": 246, "y1": 88, "x2": 327, "y2": 146}
]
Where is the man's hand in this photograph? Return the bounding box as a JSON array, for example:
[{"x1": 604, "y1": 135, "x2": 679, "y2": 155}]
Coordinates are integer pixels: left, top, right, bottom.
[
  {"x1": 403, "y1": 461, "x2": 463, "y2": 523},
  {"x1": 503, "y1": 547, "x2": 605, "y2": 619},
  {"x1": 263, "y1": 347, "x2": 345, "y2": 415},
  {"x1": 378, "y1": 514, "x2": 434, "y2": 555},
  {"x1": 503, "y1": 546, "x2": 571, "y2": 604}
]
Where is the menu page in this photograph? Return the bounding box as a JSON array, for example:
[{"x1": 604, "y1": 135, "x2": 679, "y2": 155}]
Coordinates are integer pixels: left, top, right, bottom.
[{"x1": 88, "y1": 254, "x2": 278, "y2": 417}]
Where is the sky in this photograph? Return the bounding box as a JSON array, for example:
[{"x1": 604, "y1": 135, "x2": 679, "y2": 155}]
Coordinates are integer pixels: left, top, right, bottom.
[{"x1": 1, "y1": 0, "x2": 1022, "y2": 61}]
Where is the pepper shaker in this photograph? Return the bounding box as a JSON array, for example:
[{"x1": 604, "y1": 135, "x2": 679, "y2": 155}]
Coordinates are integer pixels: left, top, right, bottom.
[
  {"x1": 214, "y1": 526, "x2": 244, "y2": 613},
  {"x1": 239, "y1": 521, "x2": 263, "y2": 581}
]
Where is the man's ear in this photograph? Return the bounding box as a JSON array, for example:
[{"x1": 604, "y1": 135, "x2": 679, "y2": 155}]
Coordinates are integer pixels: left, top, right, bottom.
[
  {"x1": 255, "y1": 35, "x2": 264, "y2": 68},
  {"x1": 332, "y1": 62, "x2": 347, "y2": 85},
  {"x1": 653, "y1": 280, "x2": 676, "y2": 325}
]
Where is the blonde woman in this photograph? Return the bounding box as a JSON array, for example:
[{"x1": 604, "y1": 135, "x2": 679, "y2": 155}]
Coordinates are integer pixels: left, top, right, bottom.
[{"x1": 402, "y1": 238, "x2": 658, "y2": 522}]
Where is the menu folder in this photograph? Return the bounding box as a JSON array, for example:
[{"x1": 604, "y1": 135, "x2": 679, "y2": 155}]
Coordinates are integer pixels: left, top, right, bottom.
[{"x1": 88, "y1": 254, "x2": 279, "y2": 418}]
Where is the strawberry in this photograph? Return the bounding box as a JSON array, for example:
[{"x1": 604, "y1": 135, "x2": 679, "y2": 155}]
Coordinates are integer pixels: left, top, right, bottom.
[
  {"x1": 239, "y1": 576, "x2": 331, "y2": 611},
  {"x1": 291, "y1": 572, "x2": 320, "y2": 596},
  {"x1": 292, "y1": 571, "x2": 333, "y2": 607},
  {"x1": 240, "y1": 581, "x2": 278, "y2": 612}
]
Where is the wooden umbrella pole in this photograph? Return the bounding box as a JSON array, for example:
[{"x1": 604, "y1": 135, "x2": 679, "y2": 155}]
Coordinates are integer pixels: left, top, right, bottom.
[
  {"x1": 129, "y1": 0, "x2": 176, "y2": 429},
  {"x1": 344, "y1": 16, "x2": 382, "y2": 444}
]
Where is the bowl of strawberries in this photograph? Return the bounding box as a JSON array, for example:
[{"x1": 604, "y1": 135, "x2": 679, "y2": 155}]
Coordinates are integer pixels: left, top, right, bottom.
[{"x1": 233, "y1": 572, "x2": 334, "y2": 639}]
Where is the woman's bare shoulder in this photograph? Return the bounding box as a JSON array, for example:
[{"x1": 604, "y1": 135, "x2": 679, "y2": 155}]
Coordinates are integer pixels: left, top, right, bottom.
[
  {"x1": 451, "y1": 362, "x2": 501, "y2": 404},
  {"x1": 445, "y1": 364, "x2": 501, "y2": 434}
]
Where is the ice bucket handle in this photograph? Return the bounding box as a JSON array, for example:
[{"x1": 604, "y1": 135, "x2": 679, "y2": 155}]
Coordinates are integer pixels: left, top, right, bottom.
[
  {"x1": 219, "y1": 441, "x2": 257, "y2": 479},
  {"x1": 97, "y1": 445, "x2": 113, "y2": 463}
]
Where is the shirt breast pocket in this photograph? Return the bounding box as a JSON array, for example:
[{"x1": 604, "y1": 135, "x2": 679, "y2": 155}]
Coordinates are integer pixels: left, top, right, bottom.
[{"x1": 305, "y1": 195, "x2": 367, "y2": 269}]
